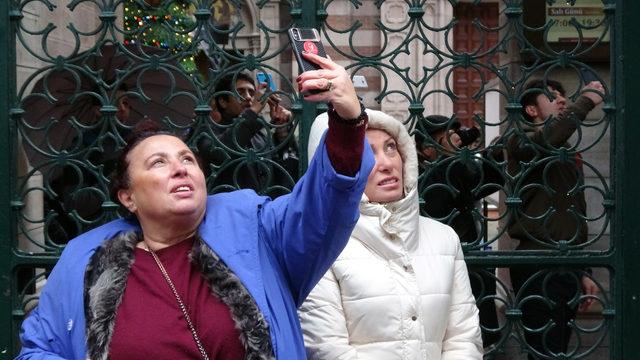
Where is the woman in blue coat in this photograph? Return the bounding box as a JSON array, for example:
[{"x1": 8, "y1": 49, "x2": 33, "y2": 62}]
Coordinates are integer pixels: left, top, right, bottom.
[{"x1": 17, "y1": 52, "x2": 373, "y2": 360}]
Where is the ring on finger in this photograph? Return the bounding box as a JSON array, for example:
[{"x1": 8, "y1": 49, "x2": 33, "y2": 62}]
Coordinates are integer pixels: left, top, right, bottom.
[{"x1": 326, "y1": 79, "x2": 333, "y2": 91}]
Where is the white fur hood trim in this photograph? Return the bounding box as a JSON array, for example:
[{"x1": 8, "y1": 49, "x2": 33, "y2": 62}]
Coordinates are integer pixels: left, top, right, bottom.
[{"x1": 308, "y1": 109, "x2": 418, "y2": 194}]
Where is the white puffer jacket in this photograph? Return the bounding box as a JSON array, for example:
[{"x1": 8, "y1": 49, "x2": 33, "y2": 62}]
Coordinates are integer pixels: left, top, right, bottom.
[{"x1": 299, "y1": 110, "x2": 482, "y2": 359}]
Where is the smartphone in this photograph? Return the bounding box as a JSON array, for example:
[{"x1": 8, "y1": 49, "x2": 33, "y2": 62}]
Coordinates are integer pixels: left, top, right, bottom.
[
  {"x1": 352, "y1": 75, "x2": 368, "y2": 89},
  {"x1": 288, "y1": 27, "x2": 327, "y2": 74},
  {"x1": 256, "y1": 72, "x2": 277, "y2": 91},
  {"x1": 579, "y1": 66, "x2": 599, "y2": 83}
]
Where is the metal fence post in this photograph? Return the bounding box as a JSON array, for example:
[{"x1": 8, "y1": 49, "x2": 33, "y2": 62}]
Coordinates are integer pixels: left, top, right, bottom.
[
  {"x1": 619, "y1": 0, "x2": 640, "y2": 358},
  {"x1": 0, "y1": 0, "x2": 16, "y2": 357}
]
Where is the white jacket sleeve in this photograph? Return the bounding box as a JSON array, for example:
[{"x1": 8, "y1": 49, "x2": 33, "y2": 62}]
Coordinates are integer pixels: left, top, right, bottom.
[
  {"x1": 441, "y1": 238, "x2": 484, "y2": 359},
  {"x1": 298, "y1": 267, "x2": 359, "y2": 360}
]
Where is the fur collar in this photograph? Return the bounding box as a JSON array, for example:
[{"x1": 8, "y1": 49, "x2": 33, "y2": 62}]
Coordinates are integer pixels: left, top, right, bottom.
[{"x1": 84, "y1": 231, "x2": 274, "y2": 359}]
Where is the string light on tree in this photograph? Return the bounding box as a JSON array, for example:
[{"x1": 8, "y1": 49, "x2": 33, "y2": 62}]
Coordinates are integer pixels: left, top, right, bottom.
[
  {"x1": 123, "y1": 0, "x2": 235, "y2": 72},
  {"x1": 123, "y1": 0, "x2": 195, "y2": 53}
]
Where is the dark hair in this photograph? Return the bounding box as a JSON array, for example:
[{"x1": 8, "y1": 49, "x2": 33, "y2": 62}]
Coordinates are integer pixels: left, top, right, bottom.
[
  {"x1": 416, "y1": 115, "x2": 461, "y2": 150},
  {"x1": 520, "y1": 79, "x2": 566, "y2": 122},
  {"x1": 424, "y1": 115, "x2": 461, "y2": 135},
  {"x1": 213, "y1": 72, "x2": 255, "y2": 109},
  {"x1": 109, "y1": 119, "x2": 178, "y2": 214}
]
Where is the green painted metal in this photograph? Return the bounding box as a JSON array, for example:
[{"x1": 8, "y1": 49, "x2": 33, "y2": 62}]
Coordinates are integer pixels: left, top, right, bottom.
[
  {"x1": 1, "y1": 0, "x2": 15, "y2": 357},
  {"x1": 618, "y1": 0, "x2": 640, "y2": 358},
  {"x1": 1, "y1": 0, "x2": 635, "y2": 358}
]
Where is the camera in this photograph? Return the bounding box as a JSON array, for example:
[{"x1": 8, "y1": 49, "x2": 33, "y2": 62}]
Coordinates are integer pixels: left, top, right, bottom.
[
  {"x1": 579, "y1": 66, "x2": 599, "y2": 83},
  {"x1": 290, "y1": 28, "x2": 321, "y2": 42},
  {"x1": 454, "y1": 127, "x2": 481, "y2": 147}
]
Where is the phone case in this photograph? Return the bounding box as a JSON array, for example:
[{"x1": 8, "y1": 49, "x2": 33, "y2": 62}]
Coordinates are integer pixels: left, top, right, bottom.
[
  {"x1": 257, "y1": 73, "x2": 276, "y2": 91},
  {"x1": 288, "y1": 28, "x2": 327, "y2": 74}
]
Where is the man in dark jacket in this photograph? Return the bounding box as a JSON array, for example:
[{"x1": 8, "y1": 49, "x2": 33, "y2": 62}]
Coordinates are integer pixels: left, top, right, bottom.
[
  {"x1": 417, "y1": 115, "x2": 503, "y2": 244},
  {"x1": 197, "y1": 72, "x2": 299, "y2": 196},
  {"x1": 417, "y1": 115, "x2": 504, "y2": 348},
  {"x1": 507, "y1": 78, "x2": 603, "y2": 359},
  {"x1": 46, "y1": 89, "x2": 133, "y2": 243}
]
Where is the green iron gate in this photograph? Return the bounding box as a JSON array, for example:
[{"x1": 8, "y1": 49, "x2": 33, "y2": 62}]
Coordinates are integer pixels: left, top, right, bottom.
[{"x1": 1, "y1": 0, "x2": 639, "y2": 358}]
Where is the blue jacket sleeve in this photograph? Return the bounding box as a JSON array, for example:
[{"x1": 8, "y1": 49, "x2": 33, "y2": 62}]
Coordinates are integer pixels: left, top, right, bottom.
[
  {"x1": 258, "y1": 131, "x2": 374, "y2": 306},
  {"x1": 16, "y1": 306, "x2": 71, "y2": 359},
  {"x1": 16, "y1": 251, "x2": 87, "y2": 360},
  {"x1": 16, "y1": 220, "x2": 135, "y2": 359}
]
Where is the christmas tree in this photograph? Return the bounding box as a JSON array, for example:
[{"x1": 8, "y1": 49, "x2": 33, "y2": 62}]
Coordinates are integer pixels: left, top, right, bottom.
[{"x1": 123, "y1": 0, "x2": 197, "y2": 71}]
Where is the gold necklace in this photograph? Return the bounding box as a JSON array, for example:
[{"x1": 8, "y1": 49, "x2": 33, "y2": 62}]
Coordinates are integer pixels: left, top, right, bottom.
[{"x1": 144, "y1": 242, "x2": 210, "y2": 360}]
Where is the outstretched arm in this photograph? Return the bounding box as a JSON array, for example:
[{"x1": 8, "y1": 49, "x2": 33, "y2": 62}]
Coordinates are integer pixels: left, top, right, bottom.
[
  {"x1": 509, "y1": 81, "x2": 604, "y2": 162},
  {"x1": 260, "y1": 53, "x2": 374, "y2": 305}
]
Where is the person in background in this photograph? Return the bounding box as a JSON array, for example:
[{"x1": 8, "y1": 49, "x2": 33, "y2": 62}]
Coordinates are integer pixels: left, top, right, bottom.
[
  {"x1": 17, "y1": 52, "x2": 373, "y2": 360},
  {"x1": 416, "y1": 114, "x2": 504, "y2": 349},
  {"x1": 507, "y1": 78, "x2": 603, "y2": 359},
  {"x1": 47, "y1": 87, "x2": 134, "y2": 243},
  {"x1": 416, "y1": 115, "x2": 504, "y2": 244},
  {"x1": 299, "y1": 110, "x2": 483, "y2": 359},
  {"x1": 198, "y1": 72, "x2": 298, "y2": 194}
]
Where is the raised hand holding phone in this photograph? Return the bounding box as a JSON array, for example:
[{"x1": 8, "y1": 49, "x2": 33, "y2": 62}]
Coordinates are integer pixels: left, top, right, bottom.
[
  {"x1": 289, "y1": 28, "x2": 328, "y2": 73},
  {"x1": 257, "y1": 72, "x2": 277, "y2": 91},
  {"x1": 289, "y1": 27, "x2": 361, "y2": 119},
  {"x1": 296, "y1": 52, "x2": 360, "y2": 120}
]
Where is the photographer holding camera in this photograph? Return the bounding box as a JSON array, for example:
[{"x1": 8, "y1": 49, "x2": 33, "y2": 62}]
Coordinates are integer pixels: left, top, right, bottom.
[
  {"x1": 419, "y1": 117, "x2": 473, "y2": 159},
  {"x1": 416, "y1": 115, "x2": 504, "y2": 348},
  {"x1": 417, "y1": 116, "x2": 503, "y2": 243}
]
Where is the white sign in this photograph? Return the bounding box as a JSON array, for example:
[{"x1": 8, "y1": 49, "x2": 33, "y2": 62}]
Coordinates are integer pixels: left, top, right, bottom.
[{"x1": 546, "y1": 0, "x2": 610, "y2": 43}]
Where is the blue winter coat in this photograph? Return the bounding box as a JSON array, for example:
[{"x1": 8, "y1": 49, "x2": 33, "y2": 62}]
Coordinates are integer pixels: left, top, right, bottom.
[{"x1": 17, "y1": 133, "x2": 374, "y2": 359}]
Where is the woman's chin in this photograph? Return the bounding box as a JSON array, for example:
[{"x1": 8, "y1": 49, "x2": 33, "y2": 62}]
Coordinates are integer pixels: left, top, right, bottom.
[
  {"x1": 368, "y1": 191, "x2": 403, "y2": 204},
  {"x1": 166, "y1": 204, "x2": 205, "y2": 221}
]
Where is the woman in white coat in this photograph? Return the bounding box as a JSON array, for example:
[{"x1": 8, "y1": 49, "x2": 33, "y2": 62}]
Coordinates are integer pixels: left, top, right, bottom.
[{"x1": 299, "y1": 110, "x2": 483, "y2": 359}]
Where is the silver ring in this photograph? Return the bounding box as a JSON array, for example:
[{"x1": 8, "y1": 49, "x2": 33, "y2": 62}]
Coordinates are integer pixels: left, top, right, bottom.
[{"x1": 326, "y1": 79, "x2": 333, "y2": 91}]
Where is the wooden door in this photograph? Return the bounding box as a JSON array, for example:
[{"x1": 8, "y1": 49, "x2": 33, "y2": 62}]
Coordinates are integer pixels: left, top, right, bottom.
[{"x1": 453, "y1": 2, "x2": 499, "y2": 127}]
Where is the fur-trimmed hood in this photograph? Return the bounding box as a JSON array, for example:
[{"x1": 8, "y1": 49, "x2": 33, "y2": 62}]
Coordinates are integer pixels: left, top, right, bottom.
[
  {"x1": 308, "y1": 109, "x2": 419, "y2": 198},
  {"x1": 308, "y1": 109, "x2": 421, "y2": 257}
]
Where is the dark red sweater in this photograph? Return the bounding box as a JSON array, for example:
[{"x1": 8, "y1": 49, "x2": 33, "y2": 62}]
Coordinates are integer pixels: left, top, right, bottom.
[
  {"x1": 324, "y1": 108, "x2": 367, "y2": 176},
  {"x1": 109, "y1": 238, "x2": 245, "y2": 359}
]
